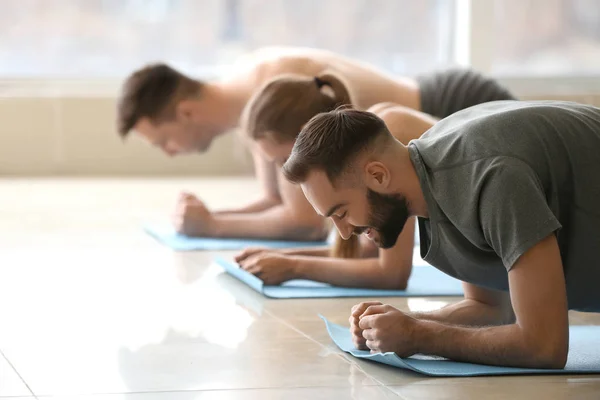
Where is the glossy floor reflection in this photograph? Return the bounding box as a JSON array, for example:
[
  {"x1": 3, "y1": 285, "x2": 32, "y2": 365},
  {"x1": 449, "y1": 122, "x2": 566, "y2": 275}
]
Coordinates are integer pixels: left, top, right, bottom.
[
  {"x1": 0, "y1": 351, "x2": 32, "y2": 397},
  {"x1": 0, "y1": 178, "x2": 599, "y2": 399}
]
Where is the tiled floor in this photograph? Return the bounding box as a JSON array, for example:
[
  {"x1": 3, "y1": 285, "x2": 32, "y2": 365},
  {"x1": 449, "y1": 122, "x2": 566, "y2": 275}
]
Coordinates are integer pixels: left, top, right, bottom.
[{"x1": 0, "y1": 178, "x2": 599, "y2": 399}]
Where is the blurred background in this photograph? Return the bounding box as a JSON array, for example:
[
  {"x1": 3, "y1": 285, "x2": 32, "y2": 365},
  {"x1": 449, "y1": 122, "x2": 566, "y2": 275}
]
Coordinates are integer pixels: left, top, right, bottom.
[{"x1": 1, "y1": 0, "x2": 599, "y2": 176}]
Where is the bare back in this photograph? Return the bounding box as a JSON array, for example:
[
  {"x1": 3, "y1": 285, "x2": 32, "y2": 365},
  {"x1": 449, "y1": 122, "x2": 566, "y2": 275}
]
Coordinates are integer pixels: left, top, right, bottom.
[
  {"x1": 222, "y1": 46, "x2": 421, "y2": 111},
  {"x1": 218, "y1": 48, "x2": 425, "y2": 233}
]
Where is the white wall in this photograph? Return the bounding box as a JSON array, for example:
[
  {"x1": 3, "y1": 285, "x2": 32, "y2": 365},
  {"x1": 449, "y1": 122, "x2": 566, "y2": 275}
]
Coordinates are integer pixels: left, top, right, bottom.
[
  {"x1": 0, "y1": 84, "x2": 598, "y2": 177},
  {"x1": 0, "y1": 84, "x2": 253, "y2": 176}
]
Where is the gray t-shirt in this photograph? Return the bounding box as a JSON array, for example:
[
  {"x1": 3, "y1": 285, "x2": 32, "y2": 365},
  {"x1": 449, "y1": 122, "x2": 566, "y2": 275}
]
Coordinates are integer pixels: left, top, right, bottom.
[{"x1": 407, "y1": 100, "x2": 600, "y2": 312}]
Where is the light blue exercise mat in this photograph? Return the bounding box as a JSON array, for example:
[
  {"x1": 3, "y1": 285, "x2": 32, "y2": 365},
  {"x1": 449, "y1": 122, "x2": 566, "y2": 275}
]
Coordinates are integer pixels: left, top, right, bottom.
[
  {"x1": 144, "y1": 224, "x2": 329, "y2": 251},
  {"x1": 214, "y1": 257, "x2": 464, "y2": 298},
  {"x1": 321, "y1": 316, "x2": 600, "y2": 376}
]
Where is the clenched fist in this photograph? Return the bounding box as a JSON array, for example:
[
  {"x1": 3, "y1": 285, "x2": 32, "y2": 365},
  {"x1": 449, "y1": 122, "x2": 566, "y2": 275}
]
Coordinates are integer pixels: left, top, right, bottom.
[{"x1": 173, "y1": 192, "x2": 216, "y2": 236}]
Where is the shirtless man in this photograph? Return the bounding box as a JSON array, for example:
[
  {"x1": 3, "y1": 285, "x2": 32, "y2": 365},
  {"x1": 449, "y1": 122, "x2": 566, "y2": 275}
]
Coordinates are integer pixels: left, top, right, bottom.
[{"x1": 117, "y1": 46, "x2": 514, "y2": 241}]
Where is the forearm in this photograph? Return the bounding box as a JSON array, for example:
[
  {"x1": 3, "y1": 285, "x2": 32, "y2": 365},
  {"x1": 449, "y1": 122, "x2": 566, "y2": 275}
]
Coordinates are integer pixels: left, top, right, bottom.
[
  {"x1": 415, "y1": 320, "x2": 565, "y2": 368},
  {"x1": 292, "y1": 256, "x2": 411, "y2": 289},
  {"x1": 214, "y1": 196, "x2": 280, "y2": 215},
  {"x1": 212, "y1": 205, "x2": 328, "y2": 241},
  {"x1": 279, "y1": 247, "x2": 332, "y2": 257},
  {"x1": 376, "y1": 235, "x2": 569, "y2": 369},
  {"x1": 408, "y1": 298, "x2": 513, "y2": 327}
]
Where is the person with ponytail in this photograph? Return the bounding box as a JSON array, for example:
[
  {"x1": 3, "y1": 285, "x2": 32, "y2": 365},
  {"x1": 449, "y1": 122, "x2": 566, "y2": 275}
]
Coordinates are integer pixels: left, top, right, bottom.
[
  {"x1": 234, "y1": 73, "x2": 441, "y2": 289},
  {"x1": 117, "y1": 46, "x2": 515, "y2": 243}
]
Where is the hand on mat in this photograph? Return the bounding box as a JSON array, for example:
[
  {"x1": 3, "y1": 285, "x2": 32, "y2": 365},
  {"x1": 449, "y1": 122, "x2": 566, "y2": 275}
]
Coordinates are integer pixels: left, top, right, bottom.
[
  {"x1": 234, "y1": 247, "x2": 270, "y2": 263},
  {"x1": 358, "y1": 303, "x2": 419, "y2": 357},
  {"x1": 238, "y1": 252, "x2": 295, "y2": 285},
  {"x1": 349, "y1": 301, "x2": 383, "y2": 350},
  {"x1": 173, "y1": 192, "x2": 215, "y2": 236}
]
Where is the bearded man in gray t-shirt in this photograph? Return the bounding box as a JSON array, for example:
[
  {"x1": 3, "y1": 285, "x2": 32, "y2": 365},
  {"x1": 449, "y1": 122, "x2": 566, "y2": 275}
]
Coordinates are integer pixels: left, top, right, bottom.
[{"x1": 282, "y1": 100, "x2": 600, "y2": 369}]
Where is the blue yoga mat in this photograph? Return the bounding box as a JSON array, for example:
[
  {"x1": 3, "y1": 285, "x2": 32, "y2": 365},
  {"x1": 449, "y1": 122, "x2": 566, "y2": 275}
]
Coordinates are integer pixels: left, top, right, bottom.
[
  {"x1": 321, "y1": 316, "x2": 600, "y2": 376},
  {"x1": 144, "y1": 224, "x2": 329, "y2": 251},
  {"x1": 215, "y1": 258, "x2": 464, "y2": 298}
]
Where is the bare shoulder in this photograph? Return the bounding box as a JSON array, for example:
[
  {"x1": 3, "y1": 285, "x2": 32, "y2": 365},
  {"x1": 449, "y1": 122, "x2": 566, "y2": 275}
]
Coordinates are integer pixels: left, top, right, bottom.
[
  {"x1": 254, "y1": 51, "x2": 327, "y2": 84},
  {"x1": 224, "y1": 46, "x2": 337, "y2": 96},
  {"x1": 367, "y1": 102, "x2": 401, "y2": 116},
  {"x1": 367, "y1": 103, "x2": 438, "y2": 143}
]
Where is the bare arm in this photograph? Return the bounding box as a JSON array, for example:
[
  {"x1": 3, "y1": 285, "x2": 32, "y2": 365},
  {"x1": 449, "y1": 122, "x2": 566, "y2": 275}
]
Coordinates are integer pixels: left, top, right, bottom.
[
  {"x1": 215, "y1": 148, "x2": 281, "y2": 215},
  {"x1": 236, "y1": 232, "x2": 377, "y2": 261},
  {"x1": 239, "y1": 218, "x2": 415, "y2": 288},
  {"x1": 211, "y1": 168, "x2": 328, "y2": 241},
  {"x1": 214, "y1": 199, "x2": 279, "y2": 215},
  {"x1": 236, "y1": 246, "x2": 332, "y2": 262},
  {"x1": 279, "y1": 247, "x2": 331, "y2": 257},
  {"x1": 349, "y1": 277, "x2": 512, "y2": 351},
  {"x1": 416, "y1": 234, "x2": 568, "y2": 368},
  {"x1": 286, "y1": 236, "x2": 378, "y2": 258},
  {"x1": 360, "y1": 234, "x2": 569, "y2": 369},
  {"x1": 292, "y1": 218, "x2": 415, "y2": 288},
  {"x1": 408, "y1": 283, "x2": 514, "y2": 327}
]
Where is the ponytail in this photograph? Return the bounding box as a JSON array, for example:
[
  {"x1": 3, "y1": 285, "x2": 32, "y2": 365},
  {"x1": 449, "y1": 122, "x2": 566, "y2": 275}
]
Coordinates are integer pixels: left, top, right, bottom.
[
  {"x1": 315, "y1": 72, "x2": 352, "y2": 107},
  {"x1": 330, "y1": 232, "x2": 360, "y2": 259},
  {"x1": 243, "y1": 72, "x2": 353, "y2": 144}
]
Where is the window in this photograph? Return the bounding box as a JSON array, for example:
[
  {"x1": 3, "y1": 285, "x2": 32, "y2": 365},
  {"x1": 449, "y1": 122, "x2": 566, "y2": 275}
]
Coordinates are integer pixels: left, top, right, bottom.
[
  {"x1": 490, "y1": 0, "x2": 600, "y2": 76},
  {"x1": 0, "y1": 0, "x2": 455, "y2": 78},
  {"x1": 1, "y1": 0, "x2": 598, "y2": 80}
]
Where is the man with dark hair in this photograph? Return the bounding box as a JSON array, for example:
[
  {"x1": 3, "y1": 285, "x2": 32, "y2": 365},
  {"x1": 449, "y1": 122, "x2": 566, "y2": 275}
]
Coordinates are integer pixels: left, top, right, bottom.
[
  {"x1": 282, "y1": 101, "x2": 600, "y2": 368},
  {"x1": 117, "y1": 46, "x2": 514, "y2": 241}
]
